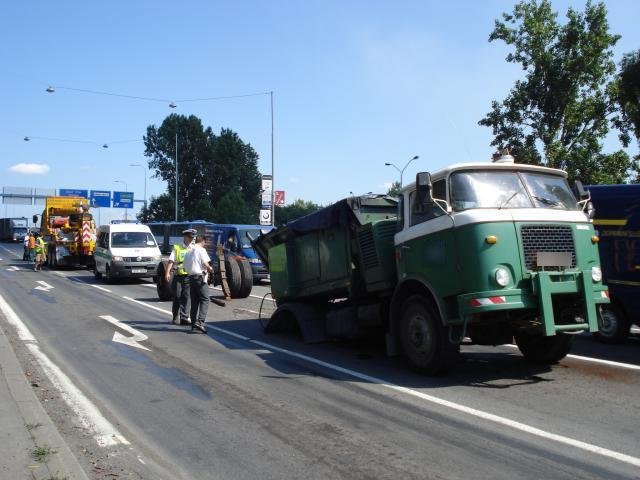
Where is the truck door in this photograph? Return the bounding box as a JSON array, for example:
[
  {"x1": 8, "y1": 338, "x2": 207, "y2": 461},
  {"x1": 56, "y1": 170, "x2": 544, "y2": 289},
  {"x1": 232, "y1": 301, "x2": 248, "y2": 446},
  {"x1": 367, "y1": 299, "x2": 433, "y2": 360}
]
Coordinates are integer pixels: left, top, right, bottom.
[{"x1": 397, "y1": 180, "x2": 461, "y2": 308}]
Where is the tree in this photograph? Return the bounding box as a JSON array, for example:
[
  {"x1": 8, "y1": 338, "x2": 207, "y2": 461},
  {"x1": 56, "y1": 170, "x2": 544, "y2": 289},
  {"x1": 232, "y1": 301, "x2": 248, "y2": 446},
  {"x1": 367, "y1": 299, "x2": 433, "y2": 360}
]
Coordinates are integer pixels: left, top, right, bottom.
[
  {"x1": 275, "y1": 199, "x2": 322, "y2": 226},
  {"x1": 137, "y1": 193, "x2": 175, "y2": 222},
  {"x1": 143, "y1": 114, "x2": 262, "y2": 222},
  {"x1": 613, "y1": 50, "x2": 640, "y2": 145},
  {"x1": 479, "y1": 0, "x2": 634, "y2": 184},
  {"x1": 386, "y1": 181, "x2": 402, "y2": 197}
]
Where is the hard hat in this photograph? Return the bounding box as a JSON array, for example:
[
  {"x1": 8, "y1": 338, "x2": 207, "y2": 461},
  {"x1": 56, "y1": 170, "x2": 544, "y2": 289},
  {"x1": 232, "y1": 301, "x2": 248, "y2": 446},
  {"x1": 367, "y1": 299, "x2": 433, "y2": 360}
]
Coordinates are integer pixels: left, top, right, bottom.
[{"x1": 182, "y1": 228, "x2": 197, "y2": 236}]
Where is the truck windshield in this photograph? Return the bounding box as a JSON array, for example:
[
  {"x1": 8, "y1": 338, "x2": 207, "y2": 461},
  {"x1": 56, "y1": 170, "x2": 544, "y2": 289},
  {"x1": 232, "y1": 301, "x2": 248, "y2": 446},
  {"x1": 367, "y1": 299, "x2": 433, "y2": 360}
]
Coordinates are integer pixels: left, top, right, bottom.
[
  {"x1": 450, "y1": 170, "x2": 577, "y2": 211},
  {"x1": 14, "y1": 228, "x2": 28, "y2": 235},
  {"x1": 239, "y1": 229, "x2": 271, "y2": 249},
  {"x1": 111, "y1": 232, "x2": 157, "y2": 248}
]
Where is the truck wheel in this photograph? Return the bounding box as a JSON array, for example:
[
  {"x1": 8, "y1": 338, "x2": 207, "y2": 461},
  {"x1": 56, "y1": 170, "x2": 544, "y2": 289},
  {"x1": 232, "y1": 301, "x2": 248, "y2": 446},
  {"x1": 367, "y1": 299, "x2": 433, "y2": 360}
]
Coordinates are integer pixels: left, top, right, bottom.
[
  {"x1": 399, "y1": 295, "x2": 459, "y2": 375},
  {"x1": 225, "y1": 256, "x2": 242, "y2": 298},
  {"x1": 514, "y1": 332, "x2": 573, "y2": 364},
  {"x1": 595, "y1": 304, "x2": 630, "y2": 344},
  {"x1": 156, "y1": 263, "x2": 174, "y2": 301},
  {"x1": 236, "y1": 257, "x2": 253, "y2": 298}
]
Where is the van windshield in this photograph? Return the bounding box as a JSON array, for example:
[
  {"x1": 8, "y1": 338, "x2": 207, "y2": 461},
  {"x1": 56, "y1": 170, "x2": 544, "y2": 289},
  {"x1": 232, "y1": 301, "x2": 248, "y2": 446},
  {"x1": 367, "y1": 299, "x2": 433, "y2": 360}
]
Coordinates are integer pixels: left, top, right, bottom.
[
  {"x1": 111, "y1": 232, "x2": 157, "y2": 248},
  {"x1": 450, "y1": 170, "x2": 578, "y2": 211}
]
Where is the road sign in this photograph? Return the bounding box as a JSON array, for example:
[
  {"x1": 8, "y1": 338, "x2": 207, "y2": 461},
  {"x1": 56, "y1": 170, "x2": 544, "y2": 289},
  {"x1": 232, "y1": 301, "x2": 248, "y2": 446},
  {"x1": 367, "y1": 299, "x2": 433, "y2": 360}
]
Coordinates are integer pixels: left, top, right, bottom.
[
  {"x1": 260, "y1": 209, "x2": 272, "y2": 226},
  {"x1": 59, "y1": 188, "x2": 89, "y2": 198},
  {"x1": 275, "y1": 190, "x2": 285, "y2": 206},
  {"x1": 113, "y1": 191, "x2": 134, "y2": 208},
  {"x1": 90, "y1": 190, "x2": 111, "y2": 208},
  {"x1": 261, "y1": 192, "x2": 272, "y2": 208}
]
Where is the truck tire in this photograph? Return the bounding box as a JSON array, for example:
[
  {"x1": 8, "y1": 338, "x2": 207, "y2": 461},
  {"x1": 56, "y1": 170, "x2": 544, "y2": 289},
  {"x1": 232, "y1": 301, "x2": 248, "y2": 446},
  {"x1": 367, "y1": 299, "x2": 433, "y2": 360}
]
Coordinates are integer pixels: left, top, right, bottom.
[
  {"x1": 156, "y1": 263, "x2": 174, "y2": 301},
  {"x1": 399, "y1": 295, "x2": 459, "y2": 375},
  {"x1": 595, "y1": 304, "x2": 630, "y2": 344},
  {"x1": 225, "y1": 256, "x2": 243, "y2": 298},
  {"x1": 236, "y1": 257, "x2": 253, "y2": 298},
  {"x1": 514, "y1": 332, "x2": 572, "y2": 364},
  {"x1": 48, "y1": 245, "x2": 57, "y2": 269}
]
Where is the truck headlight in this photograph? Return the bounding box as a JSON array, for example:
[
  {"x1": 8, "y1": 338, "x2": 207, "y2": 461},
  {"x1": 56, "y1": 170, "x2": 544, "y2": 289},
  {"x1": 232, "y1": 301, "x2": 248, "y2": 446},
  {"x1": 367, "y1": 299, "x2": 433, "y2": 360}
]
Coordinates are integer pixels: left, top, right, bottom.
[
  {"x1": 495, "y1": 267, "x2": 510, "y2": 287},
  {"x1": 591, "y1": 266, "x2": 602, "y2": 282}
]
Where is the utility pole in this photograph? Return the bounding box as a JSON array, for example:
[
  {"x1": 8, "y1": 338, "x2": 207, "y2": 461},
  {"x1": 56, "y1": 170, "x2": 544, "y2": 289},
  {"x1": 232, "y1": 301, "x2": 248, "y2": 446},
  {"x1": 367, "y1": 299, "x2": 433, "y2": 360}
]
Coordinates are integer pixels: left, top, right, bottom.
[{"x1": 270, "y1": 91, "x2": 275, "y2": 226}]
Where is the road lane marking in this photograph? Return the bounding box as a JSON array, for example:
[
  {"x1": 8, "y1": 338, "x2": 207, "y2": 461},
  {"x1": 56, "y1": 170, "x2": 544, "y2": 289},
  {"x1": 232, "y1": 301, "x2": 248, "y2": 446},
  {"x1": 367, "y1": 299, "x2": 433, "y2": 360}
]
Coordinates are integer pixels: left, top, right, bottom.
[
  {"x1": 141, "y1": 283, "x2": 155, "y2": 288},
  {"x1": 34, "y1": 280, "x2": 54, "y2": 292},
  {"x1": 123, "y1": 295, "x2": 640, "y2": 468},
  {"x1": 7, "y1": 266, "x2": 20, "y2": 271},
  {"x1": 91, "y1": 285, "x2": 112, "y2": 293},
  {"x1": 99, "y1": 315, "x2": 151, "y2": 351},
  {"x1": 501, "y1": 344, "x2": 640, "y2": 371},
  {"x1": 0, "y1": 293, "x2": 129, "y2": 447},
  {"x1": 210, "y1": 286, "x2": 269, "y2": 301}
]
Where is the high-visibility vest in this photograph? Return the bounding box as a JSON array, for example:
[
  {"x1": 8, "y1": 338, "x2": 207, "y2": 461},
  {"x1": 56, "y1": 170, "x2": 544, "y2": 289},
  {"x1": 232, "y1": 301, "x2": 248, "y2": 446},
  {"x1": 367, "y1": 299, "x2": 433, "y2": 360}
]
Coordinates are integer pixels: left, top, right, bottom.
[
  {"x1": 35, "y1": 238, "x2": 45, "y2": 254},
  {"x1": 173, "y1": 243, "x2": 189, "y2": 276},
  {"x1": 28, "y1": 236, "x2": 36, "y2": 249}
]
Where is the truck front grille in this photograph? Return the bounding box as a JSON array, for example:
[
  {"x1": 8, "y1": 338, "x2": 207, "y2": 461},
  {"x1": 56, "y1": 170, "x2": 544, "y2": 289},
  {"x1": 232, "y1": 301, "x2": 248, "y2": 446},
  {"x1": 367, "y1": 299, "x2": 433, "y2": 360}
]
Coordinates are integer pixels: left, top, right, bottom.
[{"x1": 520, "y1": 225, "x2": 576, "y2": 271}]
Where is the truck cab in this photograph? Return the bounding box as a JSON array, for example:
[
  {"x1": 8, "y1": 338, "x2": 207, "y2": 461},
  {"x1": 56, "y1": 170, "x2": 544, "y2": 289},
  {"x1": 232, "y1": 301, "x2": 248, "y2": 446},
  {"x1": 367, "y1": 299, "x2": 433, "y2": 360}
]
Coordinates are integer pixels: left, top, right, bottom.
[{"x1": 392, "y1": 154, "x2": 609, "y2": 371}]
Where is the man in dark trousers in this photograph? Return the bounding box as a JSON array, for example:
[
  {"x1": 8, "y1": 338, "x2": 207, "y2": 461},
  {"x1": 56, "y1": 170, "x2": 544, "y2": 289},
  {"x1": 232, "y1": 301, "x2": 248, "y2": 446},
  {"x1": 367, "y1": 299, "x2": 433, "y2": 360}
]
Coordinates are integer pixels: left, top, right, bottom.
[
  {"x1": 184, "y1": 234, "x2": 213, "y2": 333},
  {"x1": 164, "y1": 229, "x2": 195, "y2": 325}
]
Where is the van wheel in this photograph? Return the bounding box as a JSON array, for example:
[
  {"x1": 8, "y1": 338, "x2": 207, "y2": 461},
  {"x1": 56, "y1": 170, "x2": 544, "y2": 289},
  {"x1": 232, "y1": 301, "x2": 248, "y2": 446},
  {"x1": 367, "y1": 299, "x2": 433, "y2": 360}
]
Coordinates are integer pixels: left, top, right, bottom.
[
  {"x1": 236, "y1": 258, "x2": 253, "y2": 298},
  {"x1": 514, "y1": 332, "x2": 572, "y2": 364},
  {"x1": 94, "y1": 266, "x2": 103, "y2": 280},
  {"x1": 595, "y1": 304, "x2": 630, "y2": 344},
  {"x1": 156, "y1": 263, "x2": 173, "y2": 301},
  {"x1": 399, "y1": 295, "x2": 459, "y2": 375},
  {"x1": 104, "y1": 264, "x2": 114, "y2": 284},
  {"x1": 225, "y1": 256, "x2": 242, "y2": 298}
]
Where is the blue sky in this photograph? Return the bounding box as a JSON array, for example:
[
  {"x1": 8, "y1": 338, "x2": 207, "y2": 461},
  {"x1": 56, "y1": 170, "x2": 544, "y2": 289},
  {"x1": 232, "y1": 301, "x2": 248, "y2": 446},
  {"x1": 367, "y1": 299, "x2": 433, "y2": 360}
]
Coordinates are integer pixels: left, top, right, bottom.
[{"x1": 1, "y1": 0, "x2": 638, "y2": 223}]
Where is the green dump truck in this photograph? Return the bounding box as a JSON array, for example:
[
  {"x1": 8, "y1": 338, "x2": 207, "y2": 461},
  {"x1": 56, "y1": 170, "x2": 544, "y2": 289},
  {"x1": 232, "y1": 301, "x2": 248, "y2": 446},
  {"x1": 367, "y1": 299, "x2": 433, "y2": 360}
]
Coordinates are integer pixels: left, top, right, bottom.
[{"x1": 254, "y1": 154, "x2": 610, "y2": 374}]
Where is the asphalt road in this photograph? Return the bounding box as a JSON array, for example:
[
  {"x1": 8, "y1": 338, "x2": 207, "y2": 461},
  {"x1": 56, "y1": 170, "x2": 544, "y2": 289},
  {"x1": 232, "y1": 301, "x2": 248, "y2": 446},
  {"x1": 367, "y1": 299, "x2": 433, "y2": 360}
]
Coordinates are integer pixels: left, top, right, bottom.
[{"x1": 1, "y1": 242, "x2": 639, "y2": 480}]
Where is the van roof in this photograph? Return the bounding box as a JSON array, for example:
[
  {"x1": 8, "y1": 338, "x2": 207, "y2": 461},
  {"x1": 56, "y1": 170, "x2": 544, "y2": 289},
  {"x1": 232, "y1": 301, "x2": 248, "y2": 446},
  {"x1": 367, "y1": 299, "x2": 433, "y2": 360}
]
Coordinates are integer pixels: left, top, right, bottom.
[{"x1": 99, "y1": 223, "x2": 152, "y2": 232}]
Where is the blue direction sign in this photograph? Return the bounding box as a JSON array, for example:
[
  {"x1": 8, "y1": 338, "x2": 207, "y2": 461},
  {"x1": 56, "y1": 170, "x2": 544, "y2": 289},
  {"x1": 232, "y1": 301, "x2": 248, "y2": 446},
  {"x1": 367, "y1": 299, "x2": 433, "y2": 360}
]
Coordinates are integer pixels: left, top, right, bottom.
[
  {"x1": 90, "y1": 190, "x2": 111, "y2": 208},
  {"x1": 113, "y1": 191, "x2": 134, "y2": 208},
  {"x1": 59, "y1": 188, "x2": 89, "y2": 198}
]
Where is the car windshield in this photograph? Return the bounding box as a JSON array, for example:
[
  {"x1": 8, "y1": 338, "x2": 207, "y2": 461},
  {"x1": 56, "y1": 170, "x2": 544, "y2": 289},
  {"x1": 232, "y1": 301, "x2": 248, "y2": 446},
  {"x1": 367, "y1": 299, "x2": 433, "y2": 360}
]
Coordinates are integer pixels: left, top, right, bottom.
[
  {"x1": 111, "y1": 232, "x2": 157, "y2": 248},
  {"x1": 450, "y1": 170, "x2": 577, "y2": 211}
]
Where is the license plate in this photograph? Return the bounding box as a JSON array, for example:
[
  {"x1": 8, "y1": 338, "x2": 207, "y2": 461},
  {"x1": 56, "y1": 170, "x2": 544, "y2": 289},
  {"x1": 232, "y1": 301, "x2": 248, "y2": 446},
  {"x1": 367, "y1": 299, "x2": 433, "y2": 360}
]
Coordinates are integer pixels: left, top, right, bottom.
[{"x1": 131, "y1": 268, "x2": 147, "y2": 274}]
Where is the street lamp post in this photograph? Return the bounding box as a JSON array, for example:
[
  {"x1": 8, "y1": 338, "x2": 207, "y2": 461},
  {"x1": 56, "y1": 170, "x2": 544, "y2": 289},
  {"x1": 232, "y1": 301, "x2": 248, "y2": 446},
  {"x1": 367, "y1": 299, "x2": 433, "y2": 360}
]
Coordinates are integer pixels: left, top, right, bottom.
[
  {"x1": 114, "y1": 180, "x2": 128, "y2": 221},
  {"x1": 129, "y1": 163, "x2": 147, "y2": 219},
  {"x1": 385, "y1": 155, "x2": 419, "y2": 187},
  {"x1": 175, "y1": 133, "x2": 178, "y2": 222}
]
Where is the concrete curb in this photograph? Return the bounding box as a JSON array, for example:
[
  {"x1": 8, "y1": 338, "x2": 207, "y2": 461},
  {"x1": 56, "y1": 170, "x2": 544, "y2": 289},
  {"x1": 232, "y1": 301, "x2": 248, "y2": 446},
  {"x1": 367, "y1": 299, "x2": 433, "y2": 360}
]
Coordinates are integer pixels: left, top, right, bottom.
[{"x1": 0, "y1": 317, "x2": 89, "y2": 480}]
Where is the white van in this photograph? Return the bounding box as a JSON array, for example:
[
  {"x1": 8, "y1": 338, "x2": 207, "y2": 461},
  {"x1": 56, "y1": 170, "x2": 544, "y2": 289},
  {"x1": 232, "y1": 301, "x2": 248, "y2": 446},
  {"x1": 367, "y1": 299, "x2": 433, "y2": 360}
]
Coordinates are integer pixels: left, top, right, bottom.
[{"x1": 94, "y1": 223, "x2": 162, "y2": 282}]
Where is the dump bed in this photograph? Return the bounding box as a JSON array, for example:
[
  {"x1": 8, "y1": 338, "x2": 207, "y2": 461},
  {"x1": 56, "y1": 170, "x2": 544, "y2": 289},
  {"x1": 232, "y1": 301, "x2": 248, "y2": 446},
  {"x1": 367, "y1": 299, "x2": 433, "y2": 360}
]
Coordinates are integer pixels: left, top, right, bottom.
[{"x1": 254, "y1": 195, "x2": 399, "y2": 303}]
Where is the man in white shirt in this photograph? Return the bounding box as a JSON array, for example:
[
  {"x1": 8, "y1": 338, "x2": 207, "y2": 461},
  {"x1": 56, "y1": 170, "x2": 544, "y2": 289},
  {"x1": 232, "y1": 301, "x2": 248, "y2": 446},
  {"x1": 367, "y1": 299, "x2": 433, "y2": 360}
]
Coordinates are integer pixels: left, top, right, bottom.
[{"x1": 184, "y1": 234, "x2": 214, "y2": 333}]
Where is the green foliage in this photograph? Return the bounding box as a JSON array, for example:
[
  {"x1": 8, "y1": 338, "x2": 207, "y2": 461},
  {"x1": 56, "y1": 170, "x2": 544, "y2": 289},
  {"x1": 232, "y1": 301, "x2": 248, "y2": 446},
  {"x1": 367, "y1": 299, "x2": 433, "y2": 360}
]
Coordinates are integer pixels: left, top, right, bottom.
[
  {"x1": 479, "y1": 0, "x2": 635, "y2": 184},
  {"x1": 612, "y1": 50, "x2": 640, "y2": 146},
  {"x1": 143, "y1": 114, "x2": 261, "y2": 222},
  {"x1": 275, "y1": 199, "x2": 322, "y2": 226},
  {"x1": 386, "y1": 181, "x2": 402, "y2": 197},
  {"x1": 137, "y1": 193, "x2": 176, "y2": 222}
]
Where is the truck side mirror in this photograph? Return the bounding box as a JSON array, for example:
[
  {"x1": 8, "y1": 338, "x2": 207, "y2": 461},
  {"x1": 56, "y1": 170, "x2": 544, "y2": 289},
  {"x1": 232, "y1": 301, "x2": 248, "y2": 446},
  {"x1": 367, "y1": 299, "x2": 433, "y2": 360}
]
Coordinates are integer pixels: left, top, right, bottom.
[
  {"x1": 574, "y1": 180, "x2": 589, "y2": 200},
  {"x1": 416, "y1": 172, "x2": 433, "y2": 205}
]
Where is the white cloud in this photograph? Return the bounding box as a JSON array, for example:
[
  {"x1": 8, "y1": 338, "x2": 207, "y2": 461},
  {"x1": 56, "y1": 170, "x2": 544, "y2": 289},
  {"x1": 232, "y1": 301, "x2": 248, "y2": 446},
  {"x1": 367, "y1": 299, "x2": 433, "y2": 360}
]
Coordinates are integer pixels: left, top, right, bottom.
[{"x1": 8, "y1": 163, "x2": 50, "y2": 175}]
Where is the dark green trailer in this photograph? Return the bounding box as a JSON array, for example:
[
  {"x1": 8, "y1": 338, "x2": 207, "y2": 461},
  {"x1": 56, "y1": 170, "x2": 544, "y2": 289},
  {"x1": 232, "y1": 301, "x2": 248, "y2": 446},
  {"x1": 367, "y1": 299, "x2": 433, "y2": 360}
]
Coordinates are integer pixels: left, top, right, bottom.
[{"x1": 254, "y1": 195, "x2": 399, "y2": 340}]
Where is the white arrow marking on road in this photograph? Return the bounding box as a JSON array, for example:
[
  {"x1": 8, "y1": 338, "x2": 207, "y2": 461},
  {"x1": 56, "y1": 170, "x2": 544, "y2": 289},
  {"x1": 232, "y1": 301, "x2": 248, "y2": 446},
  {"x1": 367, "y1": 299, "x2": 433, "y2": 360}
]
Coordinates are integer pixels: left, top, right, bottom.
[
  {"x1": 99, "y1": 315, "x2": 150, "y2": 351},
  {"x1": 7, "y1": 266, "x2": 20, "y2": 271},
  {"x1": 34, "y1": 280, "x2": 54, "y2": 292}
]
